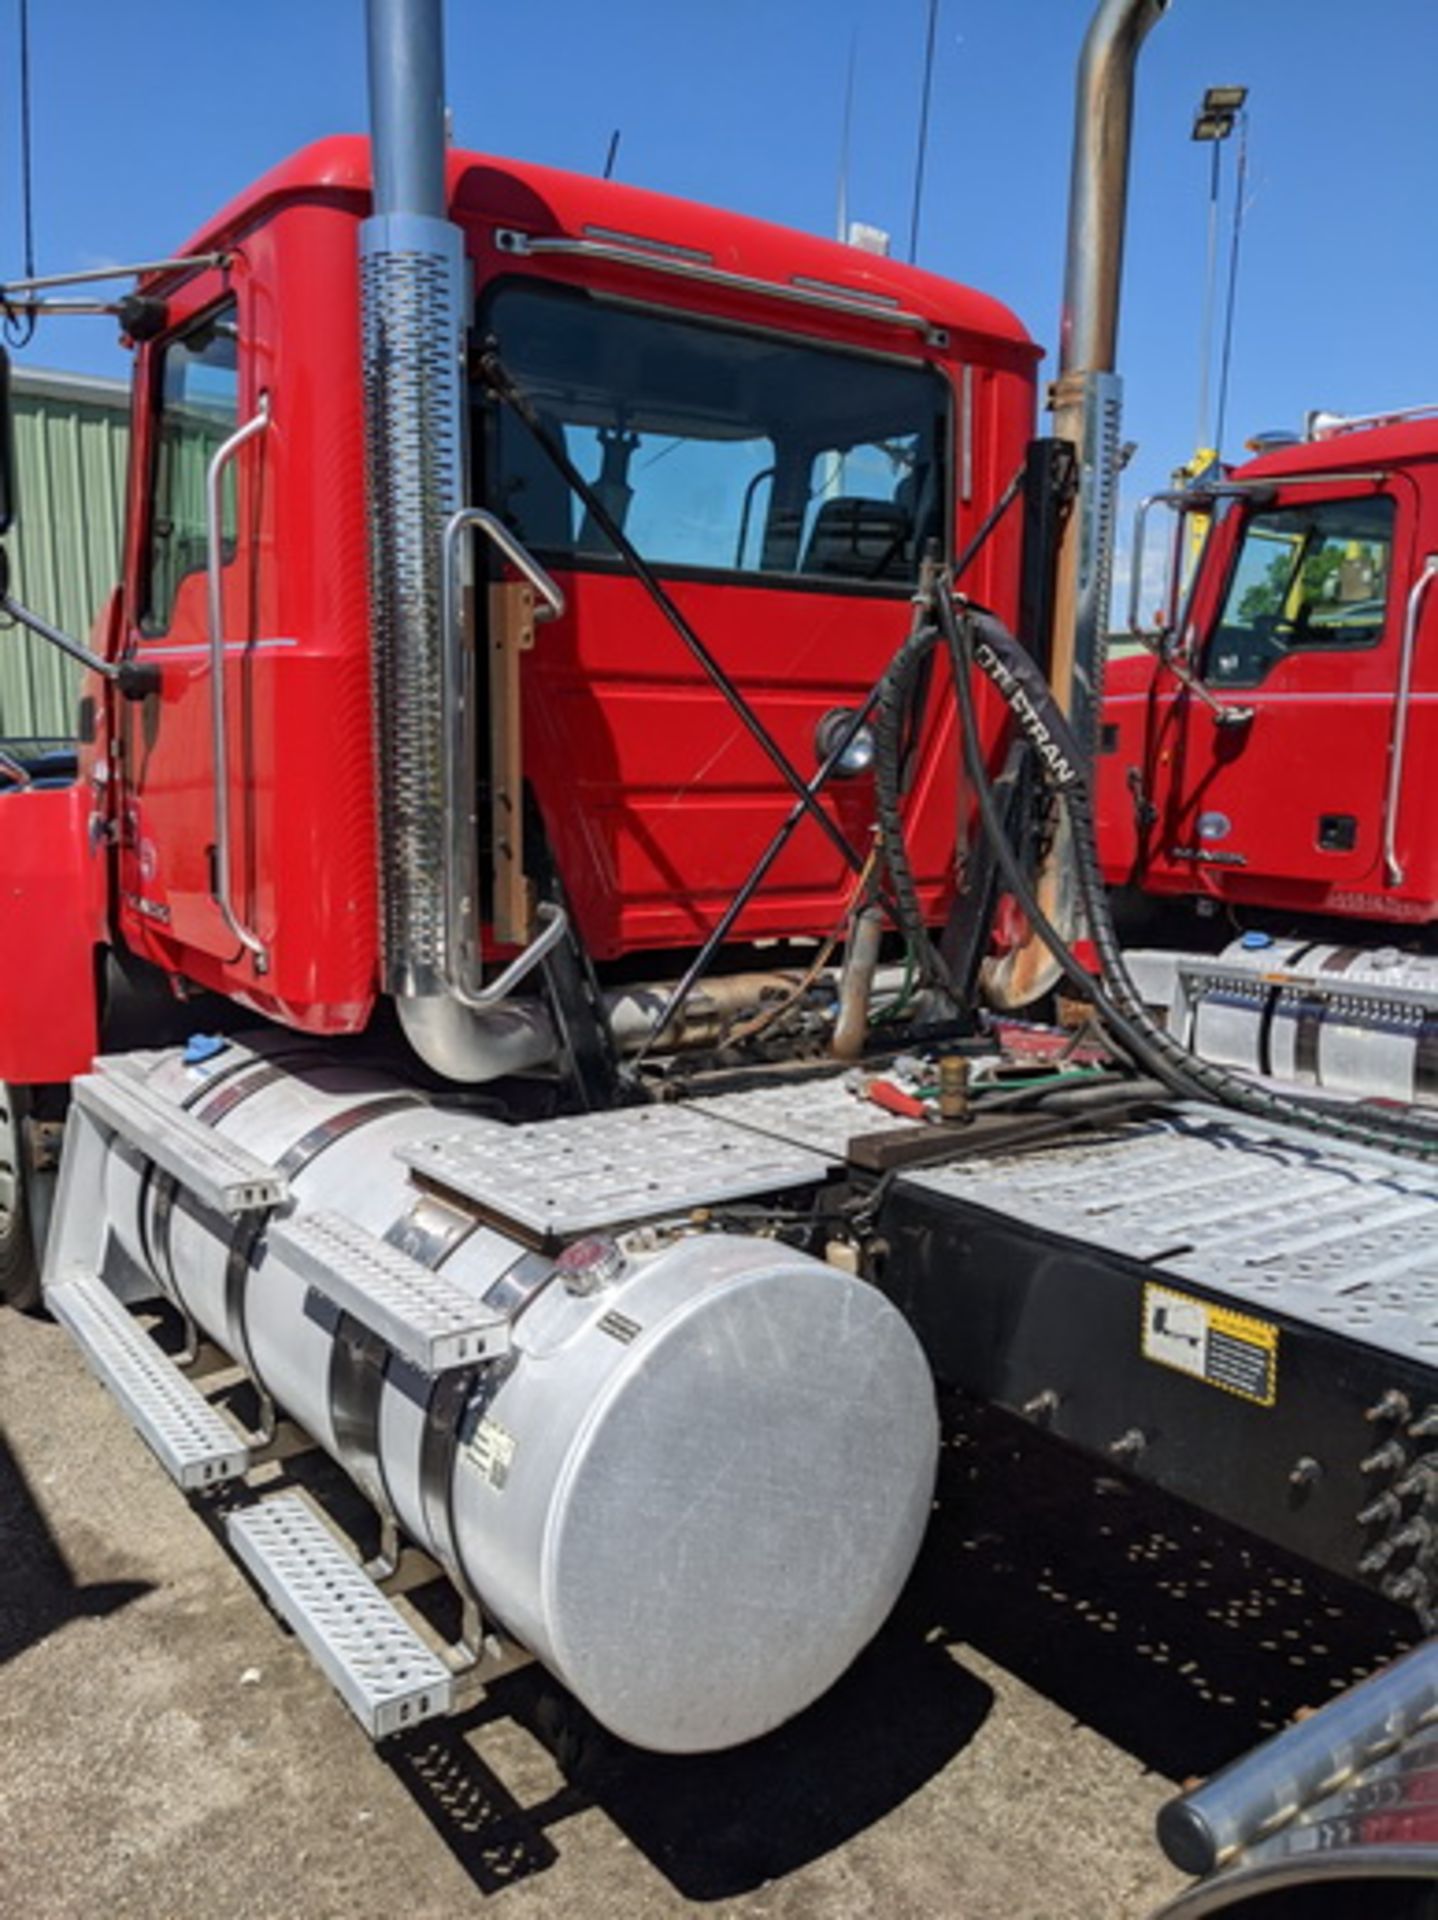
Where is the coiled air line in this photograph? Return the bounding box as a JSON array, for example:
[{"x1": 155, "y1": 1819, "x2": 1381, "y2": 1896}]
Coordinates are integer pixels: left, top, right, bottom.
[{"x1": 895, "y1": 577, "x2": 1438, "y2": 1163}]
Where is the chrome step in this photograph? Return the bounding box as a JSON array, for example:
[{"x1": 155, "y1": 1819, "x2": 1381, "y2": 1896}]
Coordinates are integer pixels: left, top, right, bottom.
[
  {"x1": 267, "y1": 1209, "x2": 510, "y2": 1374},
  {"x1": 75, "y1": 1068, "x2": 289, "y2": 1218},
  {"x1": 226, "y1": 1493, "x2": 454, "y2": 1740},
  {"x1": 46, "y1": 1275, "x2": 250, "y2": 1490}
]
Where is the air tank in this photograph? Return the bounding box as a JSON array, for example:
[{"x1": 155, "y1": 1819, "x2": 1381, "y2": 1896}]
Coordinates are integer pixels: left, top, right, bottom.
[{"x1": 98, "y1": 1042, "x2": 940, "y2": 1752}]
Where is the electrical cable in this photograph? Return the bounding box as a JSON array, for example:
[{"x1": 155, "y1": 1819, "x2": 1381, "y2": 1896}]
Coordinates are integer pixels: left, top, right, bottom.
[{"x1": 726, "y1": 843, "x2": 881, "y2": 1046}]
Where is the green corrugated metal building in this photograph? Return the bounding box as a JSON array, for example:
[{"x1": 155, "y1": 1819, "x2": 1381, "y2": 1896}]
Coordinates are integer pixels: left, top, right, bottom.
[{"x1": 2, "y1": 366, "x2": 130, "y2": 741}]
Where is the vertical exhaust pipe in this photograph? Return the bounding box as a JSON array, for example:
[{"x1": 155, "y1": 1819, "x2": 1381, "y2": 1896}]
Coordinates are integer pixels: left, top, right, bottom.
[
  {"x1": 987, "y1": 0, "x2": 1167, "y2": 1009},
  {"x1": 361, "y1": 0, "x2": 555, "y2": 1079},
  {"x1": 1052, "y1": 0, "x2": 1167, "y2": 746},
  {"x1": 362, "y1": 0, "x2": 464, "y2": 1009}
]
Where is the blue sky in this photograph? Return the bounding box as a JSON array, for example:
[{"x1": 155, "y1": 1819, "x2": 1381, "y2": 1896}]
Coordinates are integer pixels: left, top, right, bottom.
[{"x1": 6, "y1": 0, "x2": 1438, "y2": 610}]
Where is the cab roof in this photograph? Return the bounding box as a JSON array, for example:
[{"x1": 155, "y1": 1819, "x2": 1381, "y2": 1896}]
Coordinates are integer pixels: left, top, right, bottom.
[
  {"x1": 1236, "y1": 414, "x2": 1438, "y2": 482},
  {"x1": 159, "y1": 135, "x2": 1038, "y2": 358}
]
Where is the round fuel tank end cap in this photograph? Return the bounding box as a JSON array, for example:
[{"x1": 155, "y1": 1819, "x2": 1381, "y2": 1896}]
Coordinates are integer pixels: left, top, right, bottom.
[{"x1": 504, "y1": 1237, "x2": 940, "y2": 1754}]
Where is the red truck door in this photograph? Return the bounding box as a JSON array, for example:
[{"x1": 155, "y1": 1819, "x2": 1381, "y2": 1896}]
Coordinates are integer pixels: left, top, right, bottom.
[
  {"x1": 116, "y1": 280, "x2": 272, "y2": 973},
  {"x1": 1158, "y1": 477, "x2": 1417, "y2": 900}
]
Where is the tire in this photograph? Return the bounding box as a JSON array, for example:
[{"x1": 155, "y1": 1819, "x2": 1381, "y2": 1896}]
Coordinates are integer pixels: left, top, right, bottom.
[{"x1": 0, "y1": 1082, "x2": 41, "y2": 1312}]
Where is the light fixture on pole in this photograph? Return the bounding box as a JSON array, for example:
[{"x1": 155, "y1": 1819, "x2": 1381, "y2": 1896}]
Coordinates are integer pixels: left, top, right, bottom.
[{"x1": 1191, "y1": 85, "x2": 1247, "y2": 456}]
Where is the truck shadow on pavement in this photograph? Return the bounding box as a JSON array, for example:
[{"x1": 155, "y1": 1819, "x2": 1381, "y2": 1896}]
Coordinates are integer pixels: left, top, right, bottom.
[
  {"x1": 388, "y1": 1553, "x2": 995, "y2": 1901},
  {"x1": 382, "y1": 1393, "x2": 1415, "y2": 1904},
  {"x1": 938, "y1": 1397, "x2": 1416, "y2": 1785},
  {"x1": 0, "y1": 1423, "x2": 152, "y2": 1664}
]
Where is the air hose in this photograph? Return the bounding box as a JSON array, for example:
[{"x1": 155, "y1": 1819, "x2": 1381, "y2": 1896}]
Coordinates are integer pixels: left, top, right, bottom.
[
  {"x1": 932, "y1": 585, "x2": 1438, "y2": 1163},
  {"x1": 872, "y1": 618, "x2": 956, "y2": 997},
  {"x1": 870, "y1": 475, "x2": 1028, "y2": 1003}
]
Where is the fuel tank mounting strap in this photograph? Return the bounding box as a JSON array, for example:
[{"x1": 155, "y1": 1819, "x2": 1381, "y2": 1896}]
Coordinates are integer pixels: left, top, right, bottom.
[
  {"x1": 326, "y1": 1306, "x2": 400, "y2": 1523},
  {"x1": 417, "y1": 1363, "x2": 483, "y2": 1596}
]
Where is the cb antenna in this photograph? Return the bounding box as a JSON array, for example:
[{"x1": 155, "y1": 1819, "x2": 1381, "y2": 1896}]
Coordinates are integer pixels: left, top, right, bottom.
[
  {"x1": 907, "y1": 0, "x2": 939, "y2": 263},
  {"x1": 603, "y1": 130, "x2": 621, "y2": 181},
  {"x1": 836, "y1": 33, "x2": 857, "y2": 242}
]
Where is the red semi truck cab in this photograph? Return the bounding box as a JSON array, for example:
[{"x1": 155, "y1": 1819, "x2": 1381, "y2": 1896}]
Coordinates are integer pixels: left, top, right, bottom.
[
  {"x1": 0, "y1": 137, "x2": 1037, "y2": 1089},
  {"x1": 1097, "y1": 416, "x2": 1438, "y2": 938}
]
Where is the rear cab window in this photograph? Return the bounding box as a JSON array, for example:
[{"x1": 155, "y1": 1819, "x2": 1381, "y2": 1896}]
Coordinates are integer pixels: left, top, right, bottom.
[{"x1": 479, "y1": 281, "x2": 949, "y2": 593}]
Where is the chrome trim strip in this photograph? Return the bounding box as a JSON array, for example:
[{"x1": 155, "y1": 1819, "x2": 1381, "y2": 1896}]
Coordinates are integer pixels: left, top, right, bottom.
[{"x1": 501, "y1": 230, "x2": 936, "y2": 336}]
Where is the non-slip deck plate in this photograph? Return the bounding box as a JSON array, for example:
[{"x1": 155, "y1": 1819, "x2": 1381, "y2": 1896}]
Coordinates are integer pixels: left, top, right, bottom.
[
  {"x1": 227, "y1": 1493, "x2": 453, "y2": 1740},
  {"x1": 398, "y1": 1104, "x2": 830, "y2": 1240},
  {"x1": 46, "y1": 1275, "x2": 250, "y2": 1490},
  {"x1": 267, "y1": 1209, "x2": 509, "y2": 1373},
  {"x1": 902, "y1": 1112, "x2": 1438, "y2": 1364},
  {"x1": 693, "y1": 1075, "x2": 917, "y2": 1162},
  {"x1": 76, "y1": 1066, "x2": 288, "y2": 1217}
]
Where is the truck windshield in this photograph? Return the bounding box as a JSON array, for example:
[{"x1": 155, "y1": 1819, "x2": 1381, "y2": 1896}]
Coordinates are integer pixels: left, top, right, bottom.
[
  {"x1": 480, "y1": 281, "x2": 949, "y2": 593},
  {"x1": 1203, "y1": 494, "x2": 1394, "y2": 687}
]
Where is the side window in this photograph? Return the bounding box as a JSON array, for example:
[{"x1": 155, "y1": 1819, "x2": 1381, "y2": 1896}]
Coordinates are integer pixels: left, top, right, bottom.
[
  {"x1": 142, "y1": 303, "x2": 239, "y2": 633},
  {"x1": 1203, "y1": 495, "x2": 1395, "y2": 688}
]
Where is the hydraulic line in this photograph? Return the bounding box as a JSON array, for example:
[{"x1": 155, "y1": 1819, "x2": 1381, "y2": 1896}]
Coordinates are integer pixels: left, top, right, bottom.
[
  {"x1": 869, "y1": 618, "x2": 954, "y2": 998},
  {"x1": 934, "y1": 585, "x2": 1438, "y2": 1161},
  {"x1": 871, "y1": 468, "x2": 1028, "y2": 1001}
]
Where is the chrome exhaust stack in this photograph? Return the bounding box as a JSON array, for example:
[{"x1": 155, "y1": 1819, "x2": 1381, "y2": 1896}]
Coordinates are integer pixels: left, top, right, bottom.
[
  {"x1": 987, "y1": 0, "x2": 1167, "y2": 1009},
  {"x1": 360, "y1": 0, "x2": 556, "y2": 1079}
]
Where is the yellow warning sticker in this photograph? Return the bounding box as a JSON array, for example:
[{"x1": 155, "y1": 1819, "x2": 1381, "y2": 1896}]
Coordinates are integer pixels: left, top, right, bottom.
[{"x1": 1141, "y1": 1283, "x2": 1278, "y2": 1408}]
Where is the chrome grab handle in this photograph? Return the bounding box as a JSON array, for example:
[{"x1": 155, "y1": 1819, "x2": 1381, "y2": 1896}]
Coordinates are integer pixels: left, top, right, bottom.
[
  {"x1": 439, "y1": 508, "x2": 567, "y2": 1007},
  {"x1": 1382, "y1": 553, "x2": 1438, "y2": 888},
  {"x1": 442, "y1": 507, "x2": 565, "y2": 624},
  {"x1": 206, "y1": 394, "x2": 271, "y2": 966},
  {"x1": 449, "y1": 898, "x2": 569, "y2": 1009}
]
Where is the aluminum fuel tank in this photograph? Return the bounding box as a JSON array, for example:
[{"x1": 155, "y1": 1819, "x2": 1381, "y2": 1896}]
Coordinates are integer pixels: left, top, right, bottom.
[{"x1": 97, "y1": 1041, "x2": 939, "y2": 1751}]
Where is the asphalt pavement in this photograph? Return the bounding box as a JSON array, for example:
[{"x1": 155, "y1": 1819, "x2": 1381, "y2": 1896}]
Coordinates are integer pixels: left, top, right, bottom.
[{"x1": 0, "y1": 1303, "x2": 1412, "y2": 1920}]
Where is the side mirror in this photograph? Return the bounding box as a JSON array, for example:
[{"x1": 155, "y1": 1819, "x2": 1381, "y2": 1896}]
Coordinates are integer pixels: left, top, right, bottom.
[
  {"x1": 0, "y1": 346, "x2": 14, "y2": 538},
  {"x1": 1127, "y1": 493, "x2": 1184, "y2": 650}
]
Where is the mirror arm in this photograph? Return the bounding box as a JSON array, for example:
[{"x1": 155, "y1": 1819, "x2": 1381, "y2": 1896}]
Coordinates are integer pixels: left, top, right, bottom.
[{"x1": 1, "y1": 593, "x2": 159, "y2": 701}]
